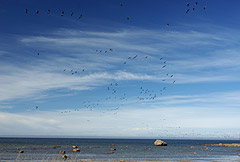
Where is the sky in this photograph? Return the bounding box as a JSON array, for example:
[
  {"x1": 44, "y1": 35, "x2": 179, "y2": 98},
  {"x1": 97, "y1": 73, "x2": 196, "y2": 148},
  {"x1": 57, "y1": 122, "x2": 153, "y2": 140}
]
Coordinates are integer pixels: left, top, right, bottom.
[{"x1": 0, "y1": 0, "x2": 240, "y2": 139}]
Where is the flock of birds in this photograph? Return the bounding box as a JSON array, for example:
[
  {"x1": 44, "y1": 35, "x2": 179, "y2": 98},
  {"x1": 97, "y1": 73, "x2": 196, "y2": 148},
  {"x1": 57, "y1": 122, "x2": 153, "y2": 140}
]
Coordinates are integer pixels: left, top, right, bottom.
[
  {"x1": 25, "y1": 8, "x2": 83, "y2": 19},
  {"x1": 25, "y1": 1, "x2": 206, "y2": 128},
  {"x1": 186, "y1": 2, "x2": 207, "y2": 13},
  {"x1": 59, "y1": 53, "x2": 175, "y2": 116}
]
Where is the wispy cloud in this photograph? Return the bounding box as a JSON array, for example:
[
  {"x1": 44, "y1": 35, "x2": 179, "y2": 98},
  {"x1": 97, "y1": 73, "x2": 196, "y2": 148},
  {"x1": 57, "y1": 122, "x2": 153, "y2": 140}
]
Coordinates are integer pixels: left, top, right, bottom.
[{"x1": 2, "y1": 24, "x2": 240, "y2": 106}]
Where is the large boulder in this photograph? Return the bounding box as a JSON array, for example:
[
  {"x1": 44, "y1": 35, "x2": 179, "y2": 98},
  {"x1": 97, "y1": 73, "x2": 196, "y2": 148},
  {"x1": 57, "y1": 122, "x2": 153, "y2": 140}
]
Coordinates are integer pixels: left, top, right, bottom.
[{"x1": 154, "y1": 140, "x2": 167, "y2": 146}]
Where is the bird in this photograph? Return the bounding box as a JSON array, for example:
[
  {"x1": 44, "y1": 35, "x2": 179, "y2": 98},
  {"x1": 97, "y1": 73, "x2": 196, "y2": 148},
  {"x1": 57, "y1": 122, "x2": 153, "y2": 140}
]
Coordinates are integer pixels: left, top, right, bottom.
[
  {"x1": 173, "y1": 80, "x2": 176, "y2": 84},
  {"x1": 186, "y1": 9, "x2": 190, "y2": 13},
  {"x1": 187, "y1": 3, "x2": 190, "y2": 6},
  {"x1": 127, "y1": 16, "x2": 130, "y2": 20},
  {"x1": 145, "y1": 56, "x2": 148, "y2": 58},
  {"x1": 37, "y1": 53, "x2": 40, "y2": 56},
  {"x1": 36, "y1": 10, "x2": 39, "y2": 14},
  {"x1": 124, "y1": 62, "x2": 127, "y2": 64},
  {"x1": 61, "y1": 11, "x2": 64, "y2": 16},
  {"x1": 109, "y1": 48, "x2": 113, "y2": 52},
  {"x1": 71, "y1": 12, "x2": 74, "y2": 16},
  {"x1": 47, "y1": 9, "x2": 50, "y2": 14},
  {"x1": 192, "y1": 8, "x2": 195, "y2": 11},
  {"x1": 166, "y1": 24, "x2": 170, "y2": 26},
  {"x1": 25, "y1": 9, "x2": 28, "y2": 13},
  {"x1": 195, "y1": 2, "x2": 198, "y2": 5},
  {"x1": 120, "y1": 3, "x2": 123, "y2": 6},
  {"x1": 203, "y1": 6, "x2": 207, "y2": 10},
  {"x1": 162, "y1": 65, "x2": 166, "y2": 68},
  {"x1": 79, "y1": 14, "x2": 83, "y2": 19}
]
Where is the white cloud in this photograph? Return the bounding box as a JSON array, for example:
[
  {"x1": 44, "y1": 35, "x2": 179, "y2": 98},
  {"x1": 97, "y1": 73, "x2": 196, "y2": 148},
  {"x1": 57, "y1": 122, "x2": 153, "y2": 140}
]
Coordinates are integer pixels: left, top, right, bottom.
[{"x1": 0, "y1": 104, "x2": 239, "y2": 138}]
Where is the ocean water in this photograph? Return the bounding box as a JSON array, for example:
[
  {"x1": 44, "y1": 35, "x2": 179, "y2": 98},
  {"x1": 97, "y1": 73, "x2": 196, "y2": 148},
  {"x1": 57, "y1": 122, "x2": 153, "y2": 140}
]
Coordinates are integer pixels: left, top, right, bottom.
[{"x1": 0, "y1": 138, "x2": 240, "y2": 162}]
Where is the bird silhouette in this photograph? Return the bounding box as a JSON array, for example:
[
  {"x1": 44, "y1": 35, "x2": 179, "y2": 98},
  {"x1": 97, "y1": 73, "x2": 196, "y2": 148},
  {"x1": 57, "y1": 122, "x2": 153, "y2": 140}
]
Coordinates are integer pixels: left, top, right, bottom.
[
  {"x1": 127, "y1": 16, "x2": 130, "y2": 20},
  {"x1": 203, "y1": 6, "x2": 207, "y2": 10},
  {"x1": 25, "y1": 9, "x2": 28, "y2": 13},
  {"x1": 120, "y1": 3, "x2": 123, "y2": 6},
  {"x1": 187, "y1": 3, "x2": 190, "y2": 6},
  {"x1": 71, "y1": 12, "x2": 74, "y2": 16},
  {"x1": 47, "y1": 9, "x2": 50, "y2": 14},
  {"x1": 79, "y1": 14, "x2": 83, "y2": 19},
  {"x1": 186, "y1": 9, "x2": 190, "y2": 13},
  {"x1": 61, "y1": 11, "x2": 64, "y2": 16},
  {"x1": 36, "y1": 10, "x2": 39, "y2": 14}
]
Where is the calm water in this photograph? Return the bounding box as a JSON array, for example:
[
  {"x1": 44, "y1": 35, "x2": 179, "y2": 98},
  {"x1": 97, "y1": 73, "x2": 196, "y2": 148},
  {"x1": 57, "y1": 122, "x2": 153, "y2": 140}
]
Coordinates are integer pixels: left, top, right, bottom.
[{"x1": 0, "y1": 138, "x2": 240, "y2": 162}]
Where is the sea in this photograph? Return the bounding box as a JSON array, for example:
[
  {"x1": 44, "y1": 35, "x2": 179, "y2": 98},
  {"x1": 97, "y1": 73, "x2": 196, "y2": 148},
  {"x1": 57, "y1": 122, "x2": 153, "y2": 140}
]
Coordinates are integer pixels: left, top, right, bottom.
[{"x1": 0, "y1": 138, "x2": 240, "y2": 162}]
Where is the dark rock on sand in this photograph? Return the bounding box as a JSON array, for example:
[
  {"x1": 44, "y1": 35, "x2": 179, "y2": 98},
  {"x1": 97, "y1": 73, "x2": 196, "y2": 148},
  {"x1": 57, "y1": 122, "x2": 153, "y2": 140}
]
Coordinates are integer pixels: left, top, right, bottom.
[
  {"x1": 154, "y1": 140, "x2": 167, "y2": 146},
  {"x1": 62, "y1": 155, "x2": 67, "y2": 160}
]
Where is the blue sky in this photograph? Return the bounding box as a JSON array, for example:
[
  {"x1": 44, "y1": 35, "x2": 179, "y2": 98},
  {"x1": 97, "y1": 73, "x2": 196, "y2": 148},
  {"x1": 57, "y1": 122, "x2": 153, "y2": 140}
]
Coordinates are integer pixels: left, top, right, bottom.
[{"x1": 0, "y1": 0, "x2": 240, "y2": 139}]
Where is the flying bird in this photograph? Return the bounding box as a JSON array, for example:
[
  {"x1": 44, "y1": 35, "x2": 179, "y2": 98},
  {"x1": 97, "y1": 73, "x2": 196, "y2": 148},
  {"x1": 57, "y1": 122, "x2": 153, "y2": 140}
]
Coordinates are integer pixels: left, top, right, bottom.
[
  {"x1": 195, "y1": 2, "x2": 198, "y2": 5},
  {"x1": 186, "y1": 9, "x2": 190, "y2": 13},
  {"x1": 192, "y1": 8, "x2": 195, "y2": 11},
  {"x1": 127, "y1": 16, "x2": 130, "y2": 20},
  {"x1": 25, "y1": 9, "x2": 28, "y2": 13},
  {"x1": 61, "y1": 11, "x2": 64, "y2": 16},
  {"x1": 120, "y1": 3, "x2": 123, "y2": 6},
  {"x1": 47, "y1": 9, "x2": 50, "y2": 14},
  {"x1": 36, "y1": 10, "x2": 39, "y2": 14},
  {"x1": 203, "y1": 6, "x2": 207, "y2": 10},
  {"x1": 79, "y1": 14, "x2": 83, "y2": 19},
  {"x1": 187, "y1": 3, "x2": 190, "y2": 6},
  {"x1": 71, "y1": 12, "x2": 74, "y2": 16}
]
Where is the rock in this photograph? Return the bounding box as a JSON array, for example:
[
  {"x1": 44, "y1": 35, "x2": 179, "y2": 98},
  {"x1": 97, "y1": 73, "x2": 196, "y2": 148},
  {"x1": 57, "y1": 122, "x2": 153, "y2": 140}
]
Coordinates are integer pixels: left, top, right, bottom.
[
  {"x1": 73, "y1": 148, "x2": 80, "y2": 152},
  {"x1": 205, "y1": 143, "x2": 240, "y2": 147},
  {"x1": 53, "y1": 145, "x2": 61, "y2": 149},
  {"x1": 59, "y1": 151, "x2": 66, "y2": 154},
  {"x1": 154, "y1": 140, "x2": 167, "y2": 146},
  {"x1": 72, "y1": 145, "x2": 78, "y2": 148},
  {"x1": 62, "y1": 155, "x2": 67, "y2": 160}
]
